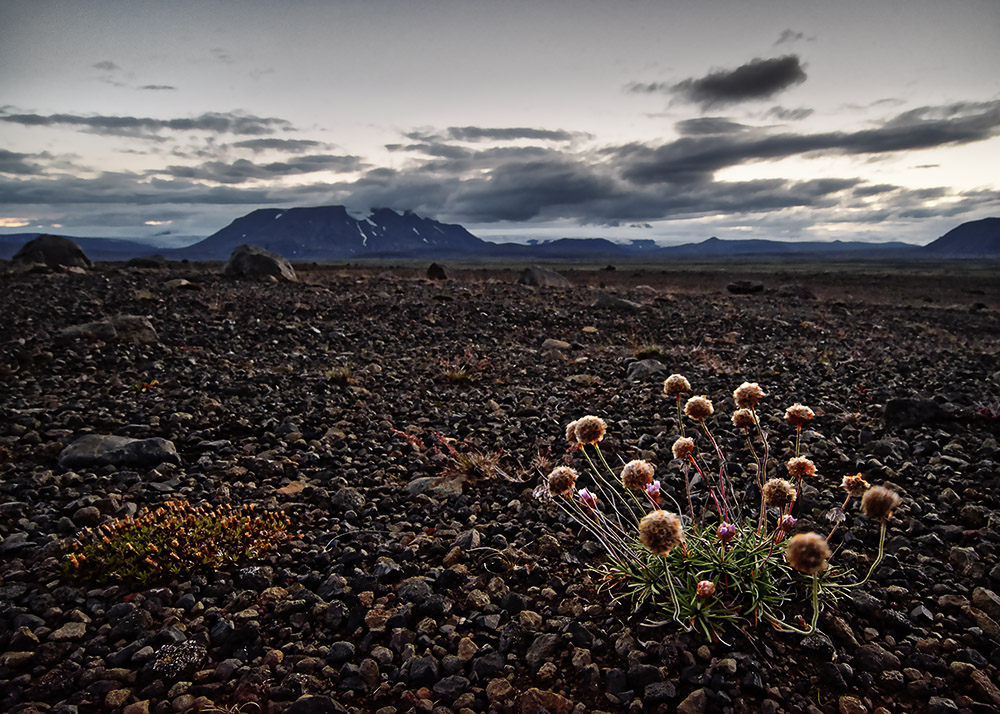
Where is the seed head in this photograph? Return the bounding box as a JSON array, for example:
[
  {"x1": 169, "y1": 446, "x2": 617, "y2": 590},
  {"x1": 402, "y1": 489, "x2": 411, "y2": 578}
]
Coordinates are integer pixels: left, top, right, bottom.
[
  {"x1": 841, "y1": 473, "x2": 870, "y2": 498},
  {"x1": 684, "y1": 396, "x2": 714, "y2": 422},
  {"x1": 717, "y1": 522, "x2": 737, "y2": 543},
  {"x1": 732, "y1": 408, "x2": 755, "y2": 430},
  {"x1": 861, "y1": 485, "x2": 901, "y2": 521},
  {"x1": 763, "y1": 478, "x2": 797, "y2": 508},
  {"x1": 565, "y1": 419, "x2": 581, "y2": 444},
  {"x1": 672, "y1": 436, "x2": 696, "y2": 460},
  {"x1": 785, "y1": 403, "x2": 815, "y2": 427},
  {"x1": 696, "y1": 580, "x2": 716, "y2": 598},
  {"x1": 786, "y1": 456, "x2": 817, "y2": 480},
  {"x1": 621, "y1": 459, "x2": 655, "y2": 490},
  {"x1": 638, "y1": 510, "x2": 684, "y2": 556},
  {"x1": 784, "y1": 532, "x2": 832, "y2": 575},
  {"x1": 663, "y1": 374, "x2": 691, "y2": 398},
  {"x1": 574, "y1": 415, "x2": 607, "y2": 445},
  {"x1": 733, "y1": 382, "x2": 765, "y2": 409},
  {"x1": 546, "y1": 466, "x2": 578, "y2": 497}
]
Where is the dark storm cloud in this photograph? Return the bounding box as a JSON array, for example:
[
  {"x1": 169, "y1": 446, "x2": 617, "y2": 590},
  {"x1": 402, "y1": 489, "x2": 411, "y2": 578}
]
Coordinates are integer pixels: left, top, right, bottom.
[
  {"x1": 446, "y1": 126, "x2": 578, "y2": 142},
  {"x1": 0, "y1": 110, "x2": 293, "y2": 138},
  {"x1": 618, "y1": 100, "x2": 1000, "y2": 184},
  {"x1": 671, "y1": 55, "x2": 807, "y2": 108},
  {"x1": 0, "y1": 173, "x2": 276, "y2": 205},
  {"x1": 0, "y1": 149, "x2": 46, "y2": 175},
  {"x1": 765, "y1": 106, "x2": 814, "y2": 122},
  {"x1": 139, "y1": 84, "x2": 177, "y2": 91},
  {"x1": 231, "y1": 138, "x2": 327, "y2": 152},
  {"x1": 159, "y1": 154, "x2": 363, "y2": 184},
  {"x1": 674, "y1": 118, "x2": 750, "y2": 135},
  {"x1": 852, "y1": 183, "x2": 899, "y2": 197}
]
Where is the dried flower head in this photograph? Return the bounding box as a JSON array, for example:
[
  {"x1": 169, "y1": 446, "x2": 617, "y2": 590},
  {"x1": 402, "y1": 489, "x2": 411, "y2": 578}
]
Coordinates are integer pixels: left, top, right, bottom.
[
  {"x1": 784, "y1": 532, "x2": 832, "y2": 575},
  {"x1": 763, "y1": 478, "x2": 797, "y2": 508},
  {"x1": 565, "y1": 419, "x2": 581, "y2": 444},
  {"x1": 672, "y1": 436, "x2": 696, "y2": 460},
  {"x1": 577, "y1": 488, "x2": 598, "y2": 509},
  {"x1": 546, "y1": 466, "x2": 578, "y2": 497},
  {"x1": 732, "y1": 408, "x2": 755, "y2": 430},
  {"x1": 663, "y1": 374, "x2": 691, "y2": 398},
  {"x1": 841, "y1": 473, "x2": 870, "y2": 498},
  {"x1": 684, "y1": 396, "x2": 714, "y2": 422},
  {"x1": 785, "y1": 403, "x2": 815, "y2": 427},
  {"x1": 638, "y1": 510, "x2": 684, "y2": 556},
  {"x1": 717, "y1": 522, "x2": 737, "y2": 543},
  {"x1": 786, "y1": 456, "x2": 816, "y2": 480},
  {"x1": 861, "y1": 485, "x2": 902, "y2": 521},
  {"x1": 733, "y1": 382, "x2": 765, "y2": 409},
  {"x1": 621, "y1": 459, "x2": 655, "y2": 490},
  {"x1": 696, "y1": 580, "x2": 716, "y2": 598},
  {"x1": 574, "y1": 415, "x2": 607, "y2": 445}
]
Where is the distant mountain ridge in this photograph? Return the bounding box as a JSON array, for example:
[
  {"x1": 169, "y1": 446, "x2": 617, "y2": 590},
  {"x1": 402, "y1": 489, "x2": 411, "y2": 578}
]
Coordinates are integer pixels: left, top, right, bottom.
[{"x1": 1, "y1": 208, "x2": 997, "y2": 262}]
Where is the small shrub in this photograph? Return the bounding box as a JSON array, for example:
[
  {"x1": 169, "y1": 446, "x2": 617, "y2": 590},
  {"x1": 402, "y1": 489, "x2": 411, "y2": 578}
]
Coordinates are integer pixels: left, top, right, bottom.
[
  {"x1": 63, "y1": 500, "x2": 291, "y2": 585},
  {"x1": 324, "y1": 365, "x2": 353, "y2": 385},
  {"x1": 633, "y1": 343, "x2": 665, "y2": 360},
  {"x1": 538, "y1": 377, "x2": 900, "y2": 641}
]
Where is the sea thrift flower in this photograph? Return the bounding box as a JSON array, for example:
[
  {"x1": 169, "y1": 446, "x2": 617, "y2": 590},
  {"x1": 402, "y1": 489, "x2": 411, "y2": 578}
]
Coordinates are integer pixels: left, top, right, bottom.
[
  {"x1": 841, "y1": 473, "x2": 870, "y2": 498},
  {"x1": 663, "y1": 374, "x2": 691, "y2": 398},
  {"x1": 861, "y1": 485, "x2": 902, "y2": 521},
  {"x1": 684, "y1": 396, "x2": 714, "y2": 422},
  {"x1": 546, "y1": 466, "x2": 578, "y2": 497},
  {"x1": 577, "y1": 488, "x2": 598, "y2": 509},
  {"x1": 786, "y1": 456, "x2": 816, "y2": 480},
  {"x1": 696, "y1": 580, "x2": 716, "y2": 598},
  {"x1": 784, "y1": 532, "x2": 831, "y2": 575},
  {"x1": 763, "y1": 478, "x2": 797, "y2": 508},
  {"x1": 785, "y1": 403, "x2": 815, "y2": 427},
  {"x1": 574, "y1": 415, "x2": 607, "y2": 445},
  {"x1": 565, "y1": 419, "x2": 581, "y2": 444},
  {"x1": 645, "y1": 480, "x2": 661, "y2": 501},
  {"x1": 732, "y1": 408, "x2": 755, "y2": 429},
  {"x1": 638, "y1": 510, "x2": 684, "y2": 556},
  {"x1": 717, "y1": 522, "x2": 736, "y2": 543},
  {"x1": 672, "y1": 436, "x2": 695, "y2": 460},
  {"x1": 779, "y1": 515, "x2": 798, "y2": 532},
  {"x1": 733, "y1": 382, "x2": 765, "y2": 409},
  {"x1": 621, "y1": 460, "x2": 655, "y2": 490}
]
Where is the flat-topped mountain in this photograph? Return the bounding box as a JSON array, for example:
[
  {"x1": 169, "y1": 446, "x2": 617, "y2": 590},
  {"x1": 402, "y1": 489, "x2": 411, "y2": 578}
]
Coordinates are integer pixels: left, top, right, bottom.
[{"x1": 174, "y1": 206, "x2": 486, "y2": 260}]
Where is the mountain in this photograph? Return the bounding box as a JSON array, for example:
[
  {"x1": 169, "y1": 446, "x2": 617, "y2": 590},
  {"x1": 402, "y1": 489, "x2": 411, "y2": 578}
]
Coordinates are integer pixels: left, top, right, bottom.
[
  {"x1": 923, "y1": 217, "x2": 1000, "y2": 256},
  {"x1": 0, "y1": 233, "x2": 161, "y2": 261},
  {"x1": 173, "y1": 206, "x2": 486, "y2": 260}
]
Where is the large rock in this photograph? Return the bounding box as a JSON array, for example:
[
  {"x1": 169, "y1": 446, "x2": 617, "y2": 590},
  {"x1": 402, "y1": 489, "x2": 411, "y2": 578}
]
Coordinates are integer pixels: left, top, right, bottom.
[
  {"x1": 592, "y1": 292, "x2": 643, "y2": 311},
  {"x1": 12, "y1": 235, "x2": 91, "y2": 271},
  {"x1": 58, "y1": 435, "x2": 180, "y2": 470},
  {"x1": 224, "y1": 244, "x2": 297, "y2": 282},
  {"x1": 517, "y1": 266, "x2": 572, "y2": 289},
  {"x1": 627, "y1": 358, "x2": 667, "y2": 381},
  {"x1": 776, "y1": 283, "x2": 816, "y2": 299},
  {"x1": 727, "y1": 280, "x2": 764, "y2": 295},
  {"x1": 59, "y1": 315, "x2": 158, "y2": 344}
]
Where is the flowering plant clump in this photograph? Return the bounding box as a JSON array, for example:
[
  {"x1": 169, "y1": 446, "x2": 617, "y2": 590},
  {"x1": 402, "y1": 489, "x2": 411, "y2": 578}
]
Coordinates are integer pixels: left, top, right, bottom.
[
  {"x1": 537, "y1": 377, "x2": 901, "y2": 641},
  {"x1": 62, "y1": 500, "x2": 292, "y2": 585}
]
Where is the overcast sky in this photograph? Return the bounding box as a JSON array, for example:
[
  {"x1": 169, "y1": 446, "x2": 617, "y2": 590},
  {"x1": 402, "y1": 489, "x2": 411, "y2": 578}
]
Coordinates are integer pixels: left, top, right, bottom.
[{"x1": 1, "y1": 0, "x2": 998, "y2": 246}]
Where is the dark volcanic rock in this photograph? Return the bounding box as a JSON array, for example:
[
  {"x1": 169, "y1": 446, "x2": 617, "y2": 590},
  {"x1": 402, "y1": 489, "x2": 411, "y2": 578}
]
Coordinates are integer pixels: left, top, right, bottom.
[
  {"x1": 12, "y1": 234, "x2": 91, "y2": 271},
  {"x1": 58, "y1": 434, "x2": 180, "y2": 469},
  {"x1": 517, "y1": 266, "x2": 572, "y2": 288},
  {"x1": 59, "y1": 314, "x2": 158, "y2": 344},
  {"x1": 427, "y1": 263, "x2": 448, "y2": 280},
  {"x1": 884, "y1": 397, "x2": 948, "y2": 427},
  {"x1": 224, "y1": 243, "x2": 297, "y2": 282},
  {"x1": 727, "y1": 280, "x2": 764, "y2": 294},
  {"x1": 592, "y1": 292, "x2": 643, "y2": 311},
  {"x1": 776, "y1": 283, "x2": 816, "y2": 299}
]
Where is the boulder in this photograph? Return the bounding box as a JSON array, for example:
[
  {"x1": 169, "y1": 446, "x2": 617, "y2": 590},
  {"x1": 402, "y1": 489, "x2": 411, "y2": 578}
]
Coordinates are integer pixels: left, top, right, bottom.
[
  {"x1": 58, "y1": 435, "x2": 179, "y2": 470},
  {"x1": 727, "y1": 280, "x2": 764, "y2": 295},
  {"x1": 224, "y1": 244, "x2": 297, "y2": 282},
  {"x1": 126, "y1": 255, "x2": 168, "y2": 269},
  {"x1": 59, "y1": 315, "x2": 158, "y2": 344},
  {"x1": 12, "y1": 235, "x2": 91, "y2": 271},
  {"x1": 592, "y1": 292, "x2": 643, "y2": 311},
  {"x1": 517, "y1": 266, "x2": 572, "y2": 289},
  {"x1": 426, "y1": 263, "x2": 448, "y2": 280},
  {"x1": 777, "y1": 283, "x2": 817, "y2": 299},
  {"x1": 627, "y1": 359, "x2": 667, "y2": 381}
]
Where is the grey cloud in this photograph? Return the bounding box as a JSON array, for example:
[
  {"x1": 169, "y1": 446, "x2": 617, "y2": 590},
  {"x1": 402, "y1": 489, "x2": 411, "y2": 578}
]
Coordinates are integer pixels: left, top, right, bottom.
[
  {"x1": 765, "y1": 106, "x2": 814, "y2": 121},
  {"x1": 231, "y1": 138, "x2": 327, "y2": 152},
  {"x1": 625, "y1": 81, "x2": 670, "y2": 94},
  {"x1": 93, "y1": 60, "x2": 120, "y2": 72},
  {"x1": 446, "y1": 126, "x2": 578, "y2": 142},
  {"x1": 774, "y1": 29, "x2": 806, "y2": 46},
  {"x1": 160, "y1": 154, "x2": 363, "y2": 184},
  {"x1": 0, "y1": 173, "x2": 276, "y2": 205},
  {"x1": 675, "y1": 118, "x2": 750, "y2": 135},
  {"x1": 0, "y1": 110, "x2": 293, "y2": 138},
  {"x1": 0, "y1": 149, "x2": 46, "y2": 175},
  {"x1": 852, "y1": 183, "x2": 898, "y2": 197},
  {"x1": 139, "y1": 84, "x2": 177, "y2": 91},
  {"x1": 671, "y1": 55, "x2": 807, "y2": 108}
]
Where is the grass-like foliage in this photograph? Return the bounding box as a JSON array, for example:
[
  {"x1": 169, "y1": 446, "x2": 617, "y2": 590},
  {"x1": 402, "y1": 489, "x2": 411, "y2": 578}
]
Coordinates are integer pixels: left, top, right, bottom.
[
  {"x1": 63, "y1": 500, "x2": 291, "y2": 585},
  {"x1": 538, "y1": 376, "x2": 900, "y2": 641}
]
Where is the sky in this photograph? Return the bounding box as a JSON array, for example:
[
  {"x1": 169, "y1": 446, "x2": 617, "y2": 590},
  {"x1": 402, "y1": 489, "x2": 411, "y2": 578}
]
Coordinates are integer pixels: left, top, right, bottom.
[{"x1": 1, "y1": 0, "x2": 999, "y2": 247}]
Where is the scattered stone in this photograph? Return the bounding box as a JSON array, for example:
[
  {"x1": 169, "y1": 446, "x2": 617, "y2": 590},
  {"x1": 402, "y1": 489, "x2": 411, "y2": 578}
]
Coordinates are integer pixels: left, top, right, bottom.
[
  {"x1": 58, "y1": 434, "x2": 179, "y2": 469},
  {"x1": 884, "y1": 398, "x2": 947, "y2": 428},
  {"x1": 591, "y1": 292, "x2": 643, "y2": 311},
  {"x1": 427, "y1": 263, "x2": 448, "y2": 280},
  {"x1": 727, "y1": 280, "x2": 763, "y2": 295},
  {"x1": 59, "y1": 314, "x2": 158, "y2": 343},
  {"x1": 519, "y1": 688, "x2": 574, "y2": 714},
  {"x1": 677, "y1": 687, "x2": 708, "y2": 714},
  {"x1": 517, "y1": 266, "x2": 572, "y2": 288},
  {"x1": 627, "y1": 358, "x2": 667, "y2": 381},
  {"x1": 541, "y1": 338, "x2": 571, "y2": 350},
  {"x1": 224, "y1": 244, "x2": 297, "y2": 282},
  {"x1": 777, "y1": 283, "x2": 817, "y2": 299}
]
